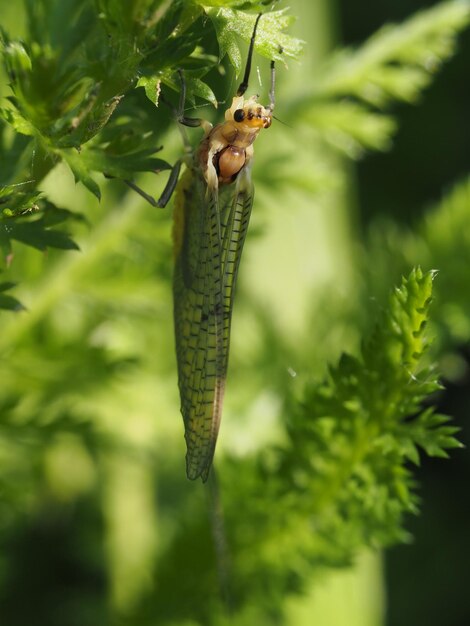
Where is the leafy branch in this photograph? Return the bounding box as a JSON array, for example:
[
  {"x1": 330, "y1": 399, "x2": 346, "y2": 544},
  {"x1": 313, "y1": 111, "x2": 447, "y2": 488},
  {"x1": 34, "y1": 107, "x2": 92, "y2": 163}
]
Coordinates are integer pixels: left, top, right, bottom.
[
  {"x1": 294, "y1": 0, "x2": 470, "y2": 156},
  {"x1": 0, "y1": 3, "x2": 465, "y2": 622},
  {"x1": 142, "y1": 269, "x2": 460, "y2": 624},
  {"x1": 366, "y1": 176, "x2": 470, "y2": 352},
  {"x1": 0, "y1": 0, "x2": 302, "y2": 308}
]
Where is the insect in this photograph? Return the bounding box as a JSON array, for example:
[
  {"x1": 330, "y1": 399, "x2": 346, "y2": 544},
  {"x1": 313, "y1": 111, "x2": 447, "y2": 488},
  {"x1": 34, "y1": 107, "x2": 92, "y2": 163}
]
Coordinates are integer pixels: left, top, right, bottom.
[{"x1": 129, "y1": 14, "x2": 275, "y2": 481}]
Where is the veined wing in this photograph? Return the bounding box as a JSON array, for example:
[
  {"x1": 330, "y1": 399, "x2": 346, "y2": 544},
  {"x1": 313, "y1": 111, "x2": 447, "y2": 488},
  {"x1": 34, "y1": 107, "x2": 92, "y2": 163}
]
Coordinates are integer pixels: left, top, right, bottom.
[
  {"x1": 172, "y1": 166, "x2": 254, "y2": 482},
  {"x1": 220, "y1": 167, "x2": 254, "y2": 359},
  {"x1": 173, "y1": 167, "x2": 224, "y2": 482}
]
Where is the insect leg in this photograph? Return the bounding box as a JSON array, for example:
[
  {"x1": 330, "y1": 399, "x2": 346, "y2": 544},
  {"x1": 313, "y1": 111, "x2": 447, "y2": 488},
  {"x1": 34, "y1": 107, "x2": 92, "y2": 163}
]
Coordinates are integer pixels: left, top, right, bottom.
[
  {"x1": 176, "y1": 70, "x2": 212, "y2": 135},
  {"x1": 123, "y1": 70, "x2": 205, "y2": 207},
  {"x1": 236, "y1": 13, "x2": 263, "y2": 96},
  {"x1": 155, "y1": 158, "x2": 182, "y2": 208},
  {"x1": 124, "y1": 158, "x2": 182, "y2": 208}
]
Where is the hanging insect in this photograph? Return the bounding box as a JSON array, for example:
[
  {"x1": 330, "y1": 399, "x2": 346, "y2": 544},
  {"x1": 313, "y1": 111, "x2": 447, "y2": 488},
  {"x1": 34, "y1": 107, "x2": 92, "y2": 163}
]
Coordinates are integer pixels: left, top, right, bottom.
[{"x1": 129, "y1": 13, "x2": 275, "y2": 481}]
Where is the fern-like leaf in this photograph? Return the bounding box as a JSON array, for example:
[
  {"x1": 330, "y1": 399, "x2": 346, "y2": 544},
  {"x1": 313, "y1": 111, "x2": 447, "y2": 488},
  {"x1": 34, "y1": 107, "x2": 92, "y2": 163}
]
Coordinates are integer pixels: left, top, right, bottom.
[
  {"x1": 296, "y1": 1, "x2": 470, "y2": 157},
  {"x1": 215, "y1": 269, "x2": 459, "y2": 611}
]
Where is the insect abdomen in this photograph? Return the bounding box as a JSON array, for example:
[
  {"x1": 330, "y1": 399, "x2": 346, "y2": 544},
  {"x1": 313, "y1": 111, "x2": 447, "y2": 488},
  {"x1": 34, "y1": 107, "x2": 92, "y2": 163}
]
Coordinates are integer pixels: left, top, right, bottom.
[{"x1": 215, "y1": 146, "x2": 246, "y2": 184}]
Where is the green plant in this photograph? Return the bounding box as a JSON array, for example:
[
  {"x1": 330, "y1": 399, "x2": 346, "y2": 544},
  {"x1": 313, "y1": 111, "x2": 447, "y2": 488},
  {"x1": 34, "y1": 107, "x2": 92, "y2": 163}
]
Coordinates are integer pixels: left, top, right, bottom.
[{"x1": 0, "y1": 1, "x2": 468, "y2": 625}]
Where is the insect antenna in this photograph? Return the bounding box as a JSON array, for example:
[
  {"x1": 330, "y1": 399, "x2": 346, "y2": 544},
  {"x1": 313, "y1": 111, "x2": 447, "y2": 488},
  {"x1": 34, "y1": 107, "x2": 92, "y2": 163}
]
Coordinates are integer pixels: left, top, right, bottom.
[
  {"x1": 272, "y1": 115, "x2": 292, "y2": 128},
  {"x1": 236, "y1": 13, "x2": 263, "y2": 96},
  {"x1": 267, "y1": 59, "x2": 275, "y2": 112}
]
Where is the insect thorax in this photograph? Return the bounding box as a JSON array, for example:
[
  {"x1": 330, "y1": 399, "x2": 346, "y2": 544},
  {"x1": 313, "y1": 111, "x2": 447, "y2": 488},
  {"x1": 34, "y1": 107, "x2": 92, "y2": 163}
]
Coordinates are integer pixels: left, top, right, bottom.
[{"x1": 199, "y1": 95, "x2": 272, "y2": 187}]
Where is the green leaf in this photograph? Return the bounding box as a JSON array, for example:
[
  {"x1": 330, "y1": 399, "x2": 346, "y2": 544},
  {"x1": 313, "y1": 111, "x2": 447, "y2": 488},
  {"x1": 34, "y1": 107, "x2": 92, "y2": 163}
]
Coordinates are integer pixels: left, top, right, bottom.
[
  {"x1": 72, "y1": 147, "x2": 171, "y2": 180},
  {"x1": 206, "y1": 8, "x2": 303, "y2": 73},
  {"x1": 62, "y1": 150, "x2": 101, "y2": 200},
  {"x1": 138, "y1": 72, "x2": 218, "y2": 108},
  {"x1": 0, "y1": 293, "x2": 25, "y2": 311},
  {"x1": 296, "y1": 0, "x2": 470, "y2": 157},
  {"x1": 0, "y1": 195, "x2": 80, "y2": 257},
  {"x1": 317, "y1": 1, "x2": 470, "y2": 105},
  {"x1": 159, "y1": 72, "x2": 218, "y2": 108},
  {"x1": 275, "y1": 268, "x2": 458, "y2": 548},
  {"x1": 0, "y1": 184, "x2": 42, "y2": 216},
  {"x1": 0, "y1": 281, "x2": 24, "y2": 311},
  {"x1": 304, "y1": 101, "x2": 397, "y2": 157},
  {"x1": 0, "y1": 106, "x2": 35, "y2": 136},
  {"x1": 41, "y1": 204, "x2": 81, "y2": 227},
  {"x1": 136, "y1": 76, "x2": 162, "y2": 107},
  {"x1": 0, "y1": 281, "x2": 16, "y2": 292},
  {"x1": 5, "y1": 220, "x2": 79, "y2": 252}
]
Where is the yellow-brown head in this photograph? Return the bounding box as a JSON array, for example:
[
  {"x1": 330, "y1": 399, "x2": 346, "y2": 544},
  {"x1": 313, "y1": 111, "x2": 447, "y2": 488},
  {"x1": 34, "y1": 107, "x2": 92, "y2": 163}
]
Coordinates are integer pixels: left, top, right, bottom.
[{"x1": 225, "y1": 95, "x2": 272, "y2": 131}]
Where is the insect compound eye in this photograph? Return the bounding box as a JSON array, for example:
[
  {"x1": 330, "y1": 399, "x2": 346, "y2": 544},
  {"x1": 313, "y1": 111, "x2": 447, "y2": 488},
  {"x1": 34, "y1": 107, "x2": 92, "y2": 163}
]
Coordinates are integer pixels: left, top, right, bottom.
[{"x1": 234, "y1": 109, "x2": 245, "y2": 122}]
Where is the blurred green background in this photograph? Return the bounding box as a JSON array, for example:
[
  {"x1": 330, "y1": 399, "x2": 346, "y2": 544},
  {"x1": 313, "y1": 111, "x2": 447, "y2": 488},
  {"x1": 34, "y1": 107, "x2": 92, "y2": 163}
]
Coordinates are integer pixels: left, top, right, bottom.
[
  {"x1": 0, "y1": 1, "x2": 469, "y2": 625},
  {"x1": 338, "y1": 2, "x2": 470, "y2": 625}
]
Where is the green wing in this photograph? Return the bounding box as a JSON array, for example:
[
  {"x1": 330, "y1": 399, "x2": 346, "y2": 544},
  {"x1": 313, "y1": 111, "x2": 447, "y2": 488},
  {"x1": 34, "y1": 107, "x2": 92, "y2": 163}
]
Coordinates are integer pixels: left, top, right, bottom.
[{"x1": 173, "y1": 166, "x2": 254, "y2": 481}]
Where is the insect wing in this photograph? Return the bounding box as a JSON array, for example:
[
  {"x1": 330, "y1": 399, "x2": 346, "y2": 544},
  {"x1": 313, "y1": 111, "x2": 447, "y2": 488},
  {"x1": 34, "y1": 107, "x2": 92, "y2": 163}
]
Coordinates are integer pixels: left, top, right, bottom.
[
  {"x1": 173, "y1": 169, "x2": 224, "y2": 481},
  {"x1": 220, "y1": 167, "x2": 254, "y2": 361},
  {"x1": 173, "y1": 167, "x2": 254, "y2": 481}
]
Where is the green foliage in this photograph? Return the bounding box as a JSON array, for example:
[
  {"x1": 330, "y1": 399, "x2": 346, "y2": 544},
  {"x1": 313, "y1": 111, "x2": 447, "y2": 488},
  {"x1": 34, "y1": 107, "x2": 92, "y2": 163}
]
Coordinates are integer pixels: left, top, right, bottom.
[
  {"x1": 295, "y1": 0, "x2": 470, "y2": 156},
  {"x1": 0, "y1": 182, "x2": 79, "y2": 283},
  {"x1": 239, "y1": 268, "x2": 458, "y2": 553},
  {"x1": 366, "y1": 177, "x2": 470, "y2": 352},
  {"x1": 282, "y1": 269, "x2": 459, "y2": 546},
  {"x1": 0, "y1": 0, "x2": 302, "y2": 310},
  {"x1": 207, "y1": 7, "x2": 303, "y2": 72},
  {"x1": 133, "y1": 269, "x2": 458, "y2": 625},
  {"x1": 0, "y1": 281, "x2": 25, "y2": 310},
  {"x1": 0, "y1": 1, "x2": 467, "y2": 624}
]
